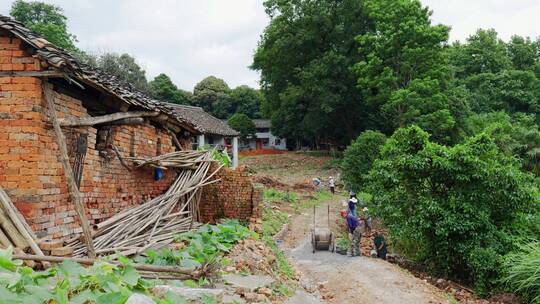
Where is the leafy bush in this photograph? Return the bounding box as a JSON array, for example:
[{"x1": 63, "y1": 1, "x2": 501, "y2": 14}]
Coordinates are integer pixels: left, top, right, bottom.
[
  {"x1": 342, "y1": 130, "x2": 387, "y2": 191},
  {"x1": 502, "y1": 242, "x2": 540, "y2": 303},
  {"x1": 140, "y1": 220, "x2": 255, "y2": 268},
  {"x1": 199, "y1": 145, "x2": 232, "y2": 167},
  {"x1": 367, "y1": 125, "x2": 538, "y2": 293},
  {"x1": 0, "y1": 247, "x2": 192, "y2": 304}
]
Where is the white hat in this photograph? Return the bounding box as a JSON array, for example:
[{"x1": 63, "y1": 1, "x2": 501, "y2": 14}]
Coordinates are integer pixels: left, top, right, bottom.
[
  {"x1": 350, "y1": 197, "x2": 358, "y2": 203},
  {"x1": 363, "y1": 207, "x2": 369, "y2": 212}
]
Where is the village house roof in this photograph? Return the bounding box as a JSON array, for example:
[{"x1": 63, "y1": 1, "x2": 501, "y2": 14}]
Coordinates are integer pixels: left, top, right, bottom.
[
  {"x1": 253, "y1": 119, "x2": 271, "y2": 129},
  {"x1": 0, "y1": 15, "x2": 206, "y2": 134},
  {"x1": 169, "y1": 104, "x2": 239, "y2": 137}
]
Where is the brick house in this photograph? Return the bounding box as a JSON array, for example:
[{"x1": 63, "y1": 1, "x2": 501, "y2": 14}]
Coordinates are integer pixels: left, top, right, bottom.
[{"x1": 0, "y1": 16, "x2": 216, "y2": 240}]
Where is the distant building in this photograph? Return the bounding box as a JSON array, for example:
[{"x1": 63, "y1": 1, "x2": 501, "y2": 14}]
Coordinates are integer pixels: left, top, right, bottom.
[{"x1": 243, "y1": 119, "x2": 287, "y2": 150}]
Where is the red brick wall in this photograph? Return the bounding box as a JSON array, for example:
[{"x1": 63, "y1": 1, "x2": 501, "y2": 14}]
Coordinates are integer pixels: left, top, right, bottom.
[
  {"x1": 199, "y1": 163, "x2": 262, "y2": 223},
  {"x1": 0, "y1": 34, "x2": 177, "y2": 239}
]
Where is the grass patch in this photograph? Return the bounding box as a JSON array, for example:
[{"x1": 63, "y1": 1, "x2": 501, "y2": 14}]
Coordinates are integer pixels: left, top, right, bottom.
[
  {"x1": 263, "y1": 188, "x2": 298, "y2": 204},
  {"x1": 502, "y1": 242, "x2": 540, "y2": 303},
  {"x1": 296, "y1": 190, "x2": 333, "y2": 211}
]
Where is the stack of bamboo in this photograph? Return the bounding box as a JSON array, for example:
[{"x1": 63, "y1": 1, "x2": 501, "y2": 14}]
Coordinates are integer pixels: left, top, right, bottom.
[
  {"x1": 67, "y1": 151, "x2": 221, "y2": 257},
  {"x1": 0, "y1": 188, "x2": 45, "y2": 258},
  {"x1": 127, "y1": 150, "x2": 212, "y2": 170}
]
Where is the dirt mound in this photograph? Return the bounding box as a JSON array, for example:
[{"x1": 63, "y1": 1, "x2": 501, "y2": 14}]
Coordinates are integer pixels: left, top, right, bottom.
[
  {"x1": 254, "y1": 175, "x2": 287, "y2": 189},
  {"x1": 293, "y1": 182, "x2": 314, "y2": 192}
]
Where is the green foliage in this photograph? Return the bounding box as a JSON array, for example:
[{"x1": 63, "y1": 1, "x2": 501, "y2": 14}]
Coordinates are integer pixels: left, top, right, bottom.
[
  {"x1": 227, "y1": 113, "x2": 256, "y2": 140},
  {"x1": 263, "y1": 188, "x2": 298, "y2": 204},
  {"x1": 0, "y1": 246, "x2": 174, "y2": 303},
  {"x1": 140, "y1": 220, "x2": 255, "y2": 268},
  {"x1": 465, "y1": 112, "x2": 540, "y2": 176},
  {"x1": 198, "y1": 145, "x2": 232, "y2": 168},
  {"x1": 229, "y1": 85, "x2": 263, "y2": 118},
  {"x1": 149, "y1": 73, "x2": 192, "y2": 105},
  {"x1": 193, "y1": 76, "x2": 231, "y2": 119},
  {"x1": 253, "y1": 0, "x2": 368, "y2": 145},
  {"x1": 502, "y1": 242, "x2": 540, "y2": 303},
  {"x1": 96, "y1": 53, "x2": 149, "y2": 92},
  {"x1": 464, "y1": 70, "x2": 540, "y2": 114},
  {"x1": 367, "y1": 125, "x2": 538, "y2": 293},
  {"x1": 10, "y1": 0, "x2": 78, "y2": 51},
  {"x1": 355, "y1": 0, "x2": 468, "y2": 144},
  {"x1": 342, "y1": 130, "x2": 386, "y2": 191}
]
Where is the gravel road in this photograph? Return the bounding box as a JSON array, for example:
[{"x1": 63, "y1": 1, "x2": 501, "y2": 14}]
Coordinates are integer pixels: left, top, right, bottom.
[{"x1": 281, "y1": 202, "x2": 449, "y2": 304}]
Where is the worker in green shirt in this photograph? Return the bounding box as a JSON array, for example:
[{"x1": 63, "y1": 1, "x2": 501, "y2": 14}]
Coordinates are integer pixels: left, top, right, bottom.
[{"x1": 373, "y1": 232, "x2": 387, "y2": 260}]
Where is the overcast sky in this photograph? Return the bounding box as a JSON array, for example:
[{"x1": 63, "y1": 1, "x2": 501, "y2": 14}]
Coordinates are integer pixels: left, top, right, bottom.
[{"x1": 1, "y1": 0, "x2": 540, "y2": 91}]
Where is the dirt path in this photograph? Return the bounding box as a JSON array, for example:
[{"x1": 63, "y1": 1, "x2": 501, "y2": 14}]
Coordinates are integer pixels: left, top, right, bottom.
[{"x1": 281, "y1": 201, "x2": 449, "y2": 304}]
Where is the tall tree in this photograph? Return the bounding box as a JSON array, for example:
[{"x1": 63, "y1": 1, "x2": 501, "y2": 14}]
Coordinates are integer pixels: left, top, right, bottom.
[
  {"x1": 449, "y1": 29, "x2": 512, "y2": 79},
  {"x1": 97, "y1": 53, "x2": 149, "y2": 92},
  {"x1": 228, "y1": 113, "x2": 256, "y2": 140},
  {"x1": 10, "y1": 0, "x2": 78, "y2": 51},
  {"x1": 149, "y1": 73, "x2": 192, "y2": 105},
  {"x1": 355, "y1": 0, "x2": 466, "y2": 143},
  {"x1": 193, "y1": 76, "x2": 231, "y2": 119},
  {"x1": 229, "y1": 85, "x2": 262, "y2": 118},
  {"x1": 252, "y1": 0, "x2": 368, "y2": 146}
]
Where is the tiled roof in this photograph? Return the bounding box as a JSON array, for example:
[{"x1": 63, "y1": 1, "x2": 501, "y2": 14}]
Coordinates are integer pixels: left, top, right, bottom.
[
  {"x1": 0, "y1": 15, "x2": 202, "y2": 134},
  {"x1": 170, "y1": 104, "x2": 239, "y2": 136}
]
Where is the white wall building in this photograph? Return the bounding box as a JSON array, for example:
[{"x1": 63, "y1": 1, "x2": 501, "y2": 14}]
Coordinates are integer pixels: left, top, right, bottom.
[{"x1": 243, "y1": 119, "x2": 287, "y2": 150}]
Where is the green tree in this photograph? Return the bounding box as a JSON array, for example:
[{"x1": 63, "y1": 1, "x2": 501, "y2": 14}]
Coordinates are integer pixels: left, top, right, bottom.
[
  {"x1": 507, "y1": 35, "x2": 540, "y2": 73},
  {"x1": 10, "y1": 0, "x2": 78, "y2": 51},
  {"x1": 193, "y1": 76, "x2": 231, "y2": 119},
  {"x1": 342, "y1": 130, "x2": 387, "y2": 192},
  {"x1": 449, "y1": 29, "x2": 512, "y2": 79},
  {"x1": 252, "y1": 0, "x2": 368, "y2": 145},
  {"x1": 97, "y1": 53, "x2": 149, "y2": 92},
  {"x1": 149, "y1": 73, "x2": 192, "y2": 105},
  {"x1": 354, "y1": 0, "x2": 466, "y2": 144},
  {"x1": 367, "y1": 125, "x2": 538, "y2": 292},
  {"x1": 466, "y1": 112, "x2": 540, "y2": 176},
  {"x1": 227, "y1": 113, "x2": 256, "y2": 140},
  {"x1": 464, "y1": 70, "x2": 540, "y2": 114},
  {"x1": 229, "y1": 85, "x2": 262, "y2": 118}
]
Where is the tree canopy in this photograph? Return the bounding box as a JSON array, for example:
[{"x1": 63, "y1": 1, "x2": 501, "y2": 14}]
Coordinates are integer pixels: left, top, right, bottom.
[
  {"x1": 227, "y1": 113, "x2": 256, "y2": 140},
  {"x1": 10, "y1": 0, "x2": 78, "y2": 51},
  {"x1": 96, "y1": 53, "x2": 149, "y2": 92},
  {"x1": 149, "y1": 73, "x2": 192, "y2": 105},
  {"x1": 193, "y1": 76, "x2": 232, "y2": 119}
]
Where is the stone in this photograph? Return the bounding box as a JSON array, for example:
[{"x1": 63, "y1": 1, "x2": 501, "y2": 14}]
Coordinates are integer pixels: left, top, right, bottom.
[
  {"x1": 125, "y1": 293, "x2": 156, "y2": 304},
  {"x1": 285, "y1": 290, "x2": 324, "y2": 304},
  {"x1": 243, "y1": 292, "x2": 259, "y2": 302},
  {"x1": 223, "y1": 274, "x2": 275, "y2": 292},
  {"x1": 223, "y1": 294, "x2": 245, "y2": 304},
  {"x1": 225, "y1": 266, "x2": 236, "y2": 272},
  {"x1": 153, "y1": 285, "x2": 224, "y2": 301},
  {"x1": 258, "y1": 287, "x2": 272, "y2": 296}
]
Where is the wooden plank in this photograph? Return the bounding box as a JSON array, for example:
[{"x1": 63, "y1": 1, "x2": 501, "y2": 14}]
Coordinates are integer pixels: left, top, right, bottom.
[
  {"x1": 42, "y1": 82, "x2": 96, "y2": 259},
  {"x1": 0, "y1": 70, "x2": 64, "y2": 77},
  {"x1": 58, "y1": 111, "x2": 159, "y2": 127}
]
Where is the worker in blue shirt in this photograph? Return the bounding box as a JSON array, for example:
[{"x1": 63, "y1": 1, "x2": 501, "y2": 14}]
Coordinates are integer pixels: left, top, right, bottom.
[{"x1": 347, "y1": 211, "x2": 361, "y2": 256}]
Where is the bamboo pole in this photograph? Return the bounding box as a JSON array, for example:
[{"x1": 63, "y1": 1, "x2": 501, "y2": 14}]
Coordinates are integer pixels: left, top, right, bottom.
[
  {"x1": 0, "y1": 228, "x2": 13, "y2": 248},
  {"x1": 0, "y1": 209, "x2": 28, "y2": 249},
  {"x1": 0, "y1": 189, "x2": 38, "y2": 241},
  {"x1": 13, "y1": 254, "x2": 200, "y2": 276},
  {"x1": 42, "y1": 82, "x2": 96, "y2": 259}
]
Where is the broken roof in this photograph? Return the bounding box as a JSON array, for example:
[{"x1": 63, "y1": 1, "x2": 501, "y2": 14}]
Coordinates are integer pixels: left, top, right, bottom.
[
  {"x1": 0, "y1": 15, "x2": 205, "y2": 134},
  {"x1": 170, "y1": 104, "x2": 239, "y2": 137}
]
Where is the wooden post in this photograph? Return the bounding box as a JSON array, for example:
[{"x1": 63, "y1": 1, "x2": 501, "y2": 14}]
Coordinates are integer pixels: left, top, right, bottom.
[
  {"x1": 232, "y1": 136, "x2": 239, "y2": 169},
  {"x1": 42, "y1": 82, "x2": 96, "y2": 258}
]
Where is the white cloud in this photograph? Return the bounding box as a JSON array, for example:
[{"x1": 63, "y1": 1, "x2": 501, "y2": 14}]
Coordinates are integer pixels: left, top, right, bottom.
[{"x1": 1, "y1": 1, "x2": 540, "y2": 91}]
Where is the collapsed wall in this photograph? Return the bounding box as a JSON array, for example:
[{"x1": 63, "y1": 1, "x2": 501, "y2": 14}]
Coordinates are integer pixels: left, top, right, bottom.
[
  {"x1": 0, "y1": 35, "x2": 178, "y2": 239},
  {"x1": 199, "y1": 162, "x2": 263, "y2": 223}
]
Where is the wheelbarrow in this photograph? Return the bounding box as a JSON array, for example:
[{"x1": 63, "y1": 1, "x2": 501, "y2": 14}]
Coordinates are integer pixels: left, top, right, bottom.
[{"x1": 311, "y1": 205, "x2": 335, "y2": 253}]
